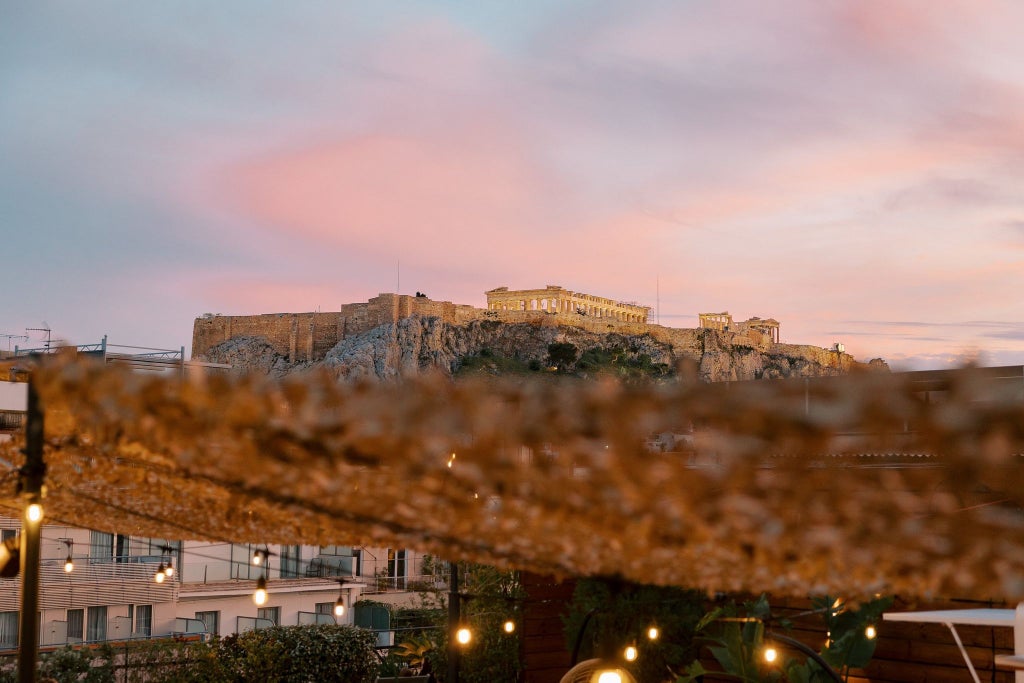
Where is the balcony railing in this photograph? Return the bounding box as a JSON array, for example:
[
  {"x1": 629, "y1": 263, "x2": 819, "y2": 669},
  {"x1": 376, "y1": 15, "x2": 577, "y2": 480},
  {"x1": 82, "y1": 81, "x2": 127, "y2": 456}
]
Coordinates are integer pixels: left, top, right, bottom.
[
  {"x1": 236, "y1": 617, "x2": 274, "y2": 633},
  {"x1": 357, "y1": 556, "x2": 449, "y2": 594},
  {"x1": 297, "y1": 611, "x2": 335, "y2": 625},
  {"x1": 0, "y1": 411, "x2": 24, "y2": 431},
  {"x1": 173, "y1": 617, "x2": 208, "y2": 637},
  {"x1": 0, "y1": 556, "x2": 178, "y2": 612}
]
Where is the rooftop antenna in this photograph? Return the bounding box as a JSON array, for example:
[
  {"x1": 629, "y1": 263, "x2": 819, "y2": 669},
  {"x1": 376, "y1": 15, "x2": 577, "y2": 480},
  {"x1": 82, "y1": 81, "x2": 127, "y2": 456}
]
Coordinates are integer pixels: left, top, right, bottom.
[
  {"x1": 26, "y1": 324, "x2": 51, "y2": 351},
  {"x1": 0, "y1": 334, "x2": 28, "y2": 352}
]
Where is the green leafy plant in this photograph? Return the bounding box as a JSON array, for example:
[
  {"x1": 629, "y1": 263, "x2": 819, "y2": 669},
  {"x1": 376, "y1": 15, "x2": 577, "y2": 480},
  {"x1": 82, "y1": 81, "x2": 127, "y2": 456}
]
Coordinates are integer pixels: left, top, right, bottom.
[
  {"x1": 563, "y1": 578, "x2": 705, "y2": 683},
  {"x1": 677, "y1": 594, "x2": 893, "y2": 683},
  {"x1": 547, "y1": 342, "x2": 579, "y2": 372},
  {"x1": 393, "y1": 632, "x2": 436, "y2": 670}
]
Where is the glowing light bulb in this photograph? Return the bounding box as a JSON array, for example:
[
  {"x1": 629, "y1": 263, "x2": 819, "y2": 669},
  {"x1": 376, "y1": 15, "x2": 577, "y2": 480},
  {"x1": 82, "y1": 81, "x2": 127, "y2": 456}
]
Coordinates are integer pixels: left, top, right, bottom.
[
  {"x1": 26, "y1": 504, "x2": 42, "y2": 523},
  {"x1": 154, "y1": 569, "x2": 166, "y2": 584},
  {"x1": 503, "y1": 620, "x2": 515, "y2": 634},
  {"x1": 447, "y1": 453, "x2": 456, "y2": 468},
  {"x1": 64, "y1": 557, "x2": 74, "y2": 573},
  {"x1": 334, "y1": 600, "x2": 345, "y2": 617},
  {"x1": 763, "y1": 647, "x2": 778, "y2": 663},
  {"x1": 597, "y1": 673, "x2": 622, "y2": 683},
  {"x1": 865, "y1": 625, "x2": 877, "y2": 640},
  {"x1": 456, "y1": 627, "x2": 471, "y2": 645},
  {"x1": 647, "y1": 626, "x2": 659, "y2": 640},
  {"x1": 254, "y1": 576, "x2": 268, "y2": 605},
  {"x1": 252, "y1": 550, "x2": 262, "y2": 566},
  {"x1": 624, "y1": 645, "x2": 638, "y2": 662},
  {"x1": 163, "y1": 564, "x2": 174, "y2": 578}
]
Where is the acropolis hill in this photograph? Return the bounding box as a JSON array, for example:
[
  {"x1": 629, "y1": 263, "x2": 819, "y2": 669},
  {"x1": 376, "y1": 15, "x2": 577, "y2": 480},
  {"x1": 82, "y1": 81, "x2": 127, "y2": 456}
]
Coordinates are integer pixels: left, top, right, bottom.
[{"x1": 192, "y1": 287, "x2": 872, "y2": 381}]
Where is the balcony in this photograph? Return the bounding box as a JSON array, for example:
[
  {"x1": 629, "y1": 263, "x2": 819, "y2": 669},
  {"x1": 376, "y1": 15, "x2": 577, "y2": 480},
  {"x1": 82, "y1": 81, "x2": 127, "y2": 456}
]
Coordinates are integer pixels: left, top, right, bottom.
[{"x1": 0, "y1": 556, "x2": 177, "y2": 612}]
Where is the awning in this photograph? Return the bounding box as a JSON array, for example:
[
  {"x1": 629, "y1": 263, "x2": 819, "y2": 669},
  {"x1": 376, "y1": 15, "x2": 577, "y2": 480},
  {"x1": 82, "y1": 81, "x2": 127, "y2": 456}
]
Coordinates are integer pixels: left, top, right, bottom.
[{"x1": 2, "y1": 357, "x2": 1023, "y2": 600}]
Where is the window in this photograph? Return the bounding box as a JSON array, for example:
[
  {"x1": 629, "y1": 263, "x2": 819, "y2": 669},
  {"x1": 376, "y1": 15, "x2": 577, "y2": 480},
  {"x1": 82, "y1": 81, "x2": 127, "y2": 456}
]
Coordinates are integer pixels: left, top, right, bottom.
[
  {"x1": 89, "y1": 532, "x2": 113, "y2": 562},
  {"x1": 195, "y1": 611, "x2": 219, "y2": 636},
  {"x1": 134, "y1": 605, "x2": 152, "y2": 637},
  {"x1": 66, "y1": 609, "x2": 83, "y2": 640},
  {"x1": 0, "y1": 612, "x2": 17, "y2": 648},
  {"x1": 315, "y1": 602, "x2": 333, "y2": 616},
  {"x1": 318, "y1": 545, "x2": 352, "y2": 556},
  {"x1": 387, "y1": 549, "x2": 407, "y2": 590},
  {"x1": 86, "y1": 606, "x2": 107, "y2": 642},
  {"x1": 280, "y1": 545, "x2": 301, "y2": 578},
  {"x1": 257, "y1": 607, "x2": 280, "y2": 626},
  {"x1": 115, "y1": 534, "x2": 129, "y2": 561},
  {"x1": 230, "y1": 544, "x2": 261, "y2": 580}
]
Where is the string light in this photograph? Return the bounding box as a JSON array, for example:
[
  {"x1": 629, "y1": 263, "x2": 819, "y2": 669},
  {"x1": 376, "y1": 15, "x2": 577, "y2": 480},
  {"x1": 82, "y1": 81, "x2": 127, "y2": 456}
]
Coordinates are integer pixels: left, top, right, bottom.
[
  {"x1": 332, "y1": 578, "x2": 347, "y2": 618},
  {"x1": 647, "y1": 625, "x2": 659, "y2": 640},
  {"x1": 61, "y1": 539, "x2": 73, "y2": 573},
  {"x1": 456, "y1": 627, "x2": 471, "y2": 645},
  {"x1": 865, "y1": 625, "x2": 877, "y2": 640},
  {"x1": 253, "y1": 575, "x2": 268, "y2": 606},
  {"x1": 763, "y1": 647, "x2": 778, "y2": 663},
  {"x1": 623, "y1": 645, "x2": 638, "y2": 662},
  {"x1": 503, "y1": 619, "x2": 515, "y2": 634},
  {"x1": 26, "y1": 503, "x2": 43, "y2": 523},
  {"x1": 154, "y1": 563, "x2": 166, "y2": 583},
  {"x1": 163, "y1": 563, "x2": 174, "y2": 578},
  {"x1": 447, "y1": 453, "x2": 456, "y2": 468}
]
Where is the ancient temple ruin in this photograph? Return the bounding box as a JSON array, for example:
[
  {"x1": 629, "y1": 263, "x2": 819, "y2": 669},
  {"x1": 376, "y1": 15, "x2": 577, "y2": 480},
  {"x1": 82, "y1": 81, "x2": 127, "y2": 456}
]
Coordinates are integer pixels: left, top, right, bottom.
[
  {"x1": 485, "y1": 286, "x2": 650, "y2": 323},
  {"x1": 699, "y1": 311, "x2": 780, "y2": 343}
]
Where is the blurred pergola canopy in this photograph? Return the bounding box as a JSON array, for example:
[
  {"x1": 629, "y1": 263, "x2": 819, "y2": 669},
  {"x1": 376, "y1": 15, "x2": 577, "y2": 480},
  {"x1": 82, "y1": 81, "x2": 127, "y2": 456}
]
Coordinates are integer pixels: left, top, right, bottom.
[{"x1": 2, "y1": 357, "x2": 1023, "y2": 600}]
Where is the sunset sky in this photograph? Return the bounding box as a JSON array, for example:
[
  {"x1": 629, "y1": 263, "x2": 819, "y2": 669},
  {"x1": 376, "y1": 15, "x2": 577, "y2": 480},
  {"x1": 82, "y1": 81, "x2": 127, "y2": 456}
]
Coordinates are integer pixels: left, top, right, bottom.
[{"x1": 2, "y1": 1, "x2": 1023, "y2": 369}]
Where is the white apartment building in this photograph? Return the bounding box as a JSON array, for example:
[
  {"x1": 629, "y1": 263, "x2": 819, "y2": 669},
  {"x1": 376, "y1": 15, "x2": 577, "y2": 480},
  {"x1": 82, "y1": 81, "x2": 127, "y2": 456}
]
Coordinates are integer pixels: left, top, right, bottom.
[{"x1": 0, "y1": 515, "x2": 435, "y2": 653}]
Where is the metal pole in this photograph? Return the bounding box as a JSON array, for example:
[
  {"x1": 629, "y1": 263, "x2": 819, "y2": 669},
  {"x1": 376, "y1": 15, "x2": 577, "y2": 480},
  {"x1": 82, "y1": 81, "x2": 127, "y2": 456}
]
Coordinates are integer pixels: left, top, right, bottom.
[
  {"x1": 19, "y1": 379, "x2": 45, "y2": 683},
  {"x1": 570, "y1": 607, "x2": 602, "y2": 666},
  {"x1": 447, "y1": 562, "x2": 460, "y2": 683}
]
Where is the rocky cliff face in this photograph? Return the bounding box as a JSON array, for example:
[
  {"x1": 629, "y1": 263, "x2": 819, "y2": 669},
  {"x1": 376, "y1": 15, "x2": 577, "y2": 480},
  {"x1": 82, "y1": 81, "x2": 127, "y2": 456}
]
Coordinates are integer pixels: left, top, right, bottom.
[{"x1": 198, "y1": 316, "x2": 882, "y2": 381}]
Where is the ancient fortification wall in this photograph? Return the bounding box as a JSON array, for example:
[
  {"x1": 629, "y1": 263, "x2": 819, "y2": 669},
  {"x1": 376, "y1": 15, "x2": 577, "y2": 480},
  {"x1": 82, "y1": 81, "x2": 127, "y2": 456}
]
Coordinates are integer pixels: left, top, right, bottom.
[
  {"x1": 192, "y1": 293, "x2": 487, "y2": 362},
  {"x1": 192, "y1": 290, "x2": 791, "y2": 363}
]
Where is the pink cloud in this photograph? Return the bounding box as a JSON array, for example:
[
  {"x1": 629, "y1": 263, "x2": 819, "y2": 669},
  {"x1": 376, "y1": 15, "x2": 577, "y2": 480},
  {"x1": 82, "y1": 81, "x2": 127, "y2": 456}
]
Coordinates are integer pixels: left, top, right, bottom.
[{"x1": 222, "y1": 127, "x2": 550, "y2": 254}]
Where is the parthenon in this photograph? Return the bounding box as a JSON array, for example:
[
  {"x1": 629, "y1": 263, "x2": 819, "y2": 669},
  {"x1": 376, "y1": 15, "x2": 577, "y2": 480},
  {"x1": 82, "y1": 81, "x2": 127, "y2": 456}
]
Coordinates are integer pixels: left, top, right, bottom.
[{"x1": 485, "y1": 285, "x2": 650, "y2": 323}]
